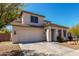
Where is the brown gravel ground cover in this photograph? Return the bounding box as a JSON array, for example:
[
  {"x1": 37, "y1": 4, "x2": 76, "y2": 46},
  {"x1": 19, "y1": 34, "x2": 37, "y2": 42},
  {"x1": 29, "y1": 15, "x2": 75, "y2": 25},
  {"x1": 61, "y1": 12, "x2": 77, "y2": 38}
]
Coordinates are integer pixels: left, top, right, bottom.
[
  {"x1": 59, "y1": 41, "x2": 79, "y2": 50},
  {"x1": 0, "y1": 41, "x2": 23, "y2": 56}
]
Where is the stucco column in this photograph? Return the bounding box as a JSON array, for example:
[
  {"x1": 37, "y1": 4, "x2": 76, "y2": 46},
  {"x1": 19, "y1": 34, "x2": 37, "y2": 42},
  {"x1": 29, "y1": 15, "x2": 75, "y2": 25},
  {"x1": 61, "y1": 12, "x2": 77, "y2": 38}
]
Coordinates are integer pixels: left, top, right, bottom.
[
  {"x1": 61, "y1": 29, "x2": 64, "y2": 38},
  {"x1": 62, "y1": 29, "x2": 68, "y2": 41},
  {"x1": 65, "y1": 30, "x2": 68, "y2": 40},
  {"x1": 61, "y1": 29, "x2": 66, "y2": 41},
  {"x1": 46, "y1": 29, "x2": 52, "y2": 42},
  {"x1": 54, "y1": 29, "x2": 58, "y2": 41}
]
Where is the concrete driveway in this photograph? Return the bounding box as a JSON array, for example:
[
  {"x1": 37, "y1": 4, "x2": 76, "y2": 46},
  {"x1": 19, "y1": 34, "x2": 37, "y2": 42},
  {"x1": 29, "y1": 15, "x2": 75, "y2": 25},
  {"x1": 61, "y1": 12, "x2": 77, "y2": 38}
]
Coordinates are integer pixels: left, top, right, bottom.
[{"x1": 19, "y1": 42, "x2": 76, "y2": 56}]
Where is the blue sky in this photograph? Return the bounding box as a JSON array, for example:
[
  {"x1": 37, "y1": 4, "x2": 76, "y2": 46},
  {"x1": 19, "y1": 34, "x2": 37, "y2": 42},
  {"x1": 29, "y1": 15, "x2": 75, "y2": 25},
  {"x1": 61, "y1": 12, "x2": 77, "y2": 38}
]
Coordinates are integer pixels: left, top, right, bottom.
[{"x1": 23, "y1": 3, "x2": 79, "y2": 27}]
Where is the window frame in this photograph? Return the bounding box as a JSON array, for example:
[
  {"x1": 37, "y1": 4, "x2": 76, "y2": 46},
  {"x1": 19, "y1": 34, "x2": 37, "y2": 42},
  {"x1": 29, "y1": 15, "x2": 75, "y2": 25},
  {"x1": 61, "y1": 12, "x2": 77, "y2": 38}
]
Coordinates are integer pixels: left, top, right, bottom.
[{"x1": 31, "y1": 16, "x2": 38, "y2": 23}]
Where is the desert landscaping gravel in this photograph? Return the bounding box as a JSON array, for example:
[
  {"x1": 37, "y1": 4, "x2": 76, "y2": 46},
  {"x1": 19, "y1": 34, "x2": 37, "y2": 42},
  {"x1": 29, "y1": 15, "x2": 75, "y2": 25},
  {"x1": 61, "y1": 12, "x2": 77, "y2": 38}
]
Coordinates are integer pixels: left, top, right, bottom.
[{"x1": 0, "y1": 41, "x2": 23, "y2": 56}]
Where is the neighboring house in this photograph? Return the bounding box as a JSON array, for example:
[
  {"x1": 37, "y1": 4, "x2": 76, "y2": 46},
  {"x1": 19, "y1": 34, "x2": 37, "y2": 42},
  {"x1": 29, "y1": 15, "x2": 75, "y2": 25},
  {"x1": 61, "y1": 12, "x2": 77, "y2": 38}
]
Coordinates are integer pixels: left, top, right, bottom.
[{"x1": 11, "y1": 11, "x2": 69, "y2": 43}]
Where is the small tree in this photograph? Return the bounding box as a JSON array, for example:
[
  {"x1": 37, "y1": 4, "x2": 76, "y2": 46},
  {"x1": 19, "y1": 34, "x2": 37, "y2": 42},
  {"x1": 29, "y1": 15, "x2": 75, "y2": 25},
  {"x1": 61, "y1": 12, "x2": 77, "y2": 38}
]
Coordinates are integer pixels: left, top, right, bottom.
[
  {"x1": 69, "y1": 24, "x2": 79, "y2": 42},
  {"x1": 0, "y1": 3, "x2": 23, "y2": 29}
]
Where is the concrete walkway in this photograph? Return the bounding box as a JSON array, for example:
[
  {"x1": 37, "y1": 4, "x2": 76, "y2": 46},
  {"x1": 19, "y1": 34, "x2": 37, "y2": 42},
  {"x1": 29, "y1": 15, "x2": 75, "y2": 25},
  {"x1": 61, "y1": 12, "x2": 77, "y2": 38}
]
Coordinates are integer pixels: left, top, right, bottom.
[{"x1": 19, "y1": 42, "x2": 75, "y2": 56}]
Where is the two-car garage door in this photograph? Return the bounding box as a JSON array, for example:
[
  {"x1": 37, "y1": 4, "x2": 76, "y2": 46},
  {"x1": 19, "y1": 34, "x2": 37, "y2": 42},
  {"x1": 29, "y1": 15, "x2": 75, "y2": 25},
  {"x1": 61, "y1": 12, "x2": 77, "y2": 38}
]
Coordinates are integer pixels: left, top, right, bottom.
[{"x1": 12, "y1": 26, "x2": 44, "y2": 43}]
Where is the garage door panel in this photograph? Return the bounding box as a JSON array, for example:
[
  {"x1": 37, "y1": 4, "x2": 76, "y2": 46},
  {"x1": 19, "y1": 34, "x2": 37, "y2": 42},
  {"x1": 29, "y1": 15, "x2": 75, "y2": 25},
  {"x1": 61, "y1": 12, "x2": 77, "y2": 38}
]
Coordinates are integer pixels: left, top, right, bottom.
[{"x1": 15, "y1": 28, "x2": 44, "y2": 42}]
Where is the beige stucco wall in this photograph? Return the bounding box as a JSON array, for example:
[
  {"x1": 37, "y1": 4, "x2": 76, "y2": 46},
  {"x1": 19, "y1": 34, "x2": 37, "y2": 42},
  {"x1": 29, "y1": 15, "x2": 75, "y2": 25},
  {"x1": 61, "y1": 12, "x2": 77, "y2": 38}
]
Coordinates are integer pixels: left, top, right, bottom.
[
  {"x1": 11, "y1": 26, "x2": 45, "y2": 43},
  {"x1": 22, "y1": 12, "x2": 44, "y2": 26}
]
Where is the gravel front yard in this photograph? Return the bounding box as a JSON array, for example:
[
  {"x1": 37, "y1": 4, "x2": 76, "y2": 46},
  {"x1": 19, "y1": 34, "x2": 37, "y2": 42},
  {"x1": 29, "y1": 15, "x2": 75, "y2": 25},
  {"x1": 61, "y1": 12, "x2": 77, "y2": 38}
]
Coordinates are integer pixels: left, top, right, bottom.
[
  {"x1": 1, "y1": 41, "x2": 79, "y2": 56},
  {"x1": 59, "y1": 41, "x2": 79, "y2": 50},
  {"x1": 0, "y1": 41, "x2": 23, "y2": 56}
]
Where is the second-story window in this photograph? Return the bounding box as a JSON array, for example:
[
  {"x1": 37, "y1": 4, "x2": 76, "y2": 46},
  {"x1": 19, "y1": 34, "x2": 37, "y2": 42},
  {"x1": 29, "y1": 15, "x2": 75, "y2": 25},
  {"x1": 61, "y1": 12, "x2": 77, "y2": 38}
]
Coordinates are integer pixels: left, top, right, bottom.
[{"x1": 31, "y1": 16, "x2": 38, "y2": 23}]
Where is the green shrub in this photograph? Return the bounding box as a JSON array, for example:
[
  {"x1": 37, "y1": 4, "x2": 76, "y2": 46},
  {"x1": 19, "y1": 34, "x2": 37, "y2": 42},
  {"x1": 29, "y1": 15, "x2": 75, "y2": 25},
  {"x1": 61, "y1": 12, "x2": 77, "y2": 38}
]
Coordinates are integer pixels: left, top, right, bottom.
[
  {"x1": 0, "y1": 29, "x2": 10, "y2": 34},
  {"x1": 57, "y1": 36, "x2": 64, "y2": 42}
]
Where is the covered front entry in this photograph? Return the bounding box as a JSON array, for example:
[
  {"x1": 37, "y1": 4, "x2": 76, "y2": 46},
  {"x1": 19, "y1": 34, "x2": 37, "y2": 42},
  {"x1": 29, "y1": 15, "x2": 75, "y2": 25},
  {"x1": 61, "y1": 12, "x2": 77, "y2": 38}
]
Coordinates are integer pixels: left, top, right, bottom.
[{"x1": 45, "y1": 28, "x2": 68, "y2": 42}]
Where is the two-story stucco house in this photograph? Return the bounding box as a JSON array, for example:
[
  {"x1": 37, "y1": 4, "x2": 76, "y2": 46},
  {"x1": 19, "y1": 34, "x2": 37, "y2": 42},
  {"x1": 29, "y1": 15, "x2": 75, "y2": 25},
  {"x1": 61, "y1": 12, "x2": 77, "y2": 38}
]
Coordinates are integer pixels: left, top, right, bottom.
[{"x1": 11, "y1": 10, "x2": 69, "y2": 43}]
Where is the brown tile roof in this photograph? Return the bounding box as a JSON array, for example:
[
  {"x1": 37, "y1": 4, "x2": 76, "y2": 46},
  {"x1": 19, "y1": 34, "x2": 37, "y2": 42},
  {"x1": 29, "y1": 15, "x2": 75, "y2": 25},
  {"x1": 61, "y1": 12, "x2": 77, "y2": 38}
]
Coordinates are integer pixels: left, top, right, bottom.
[{"x1": 44, "y1": 21, "x2": 69, "y2": 29}]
